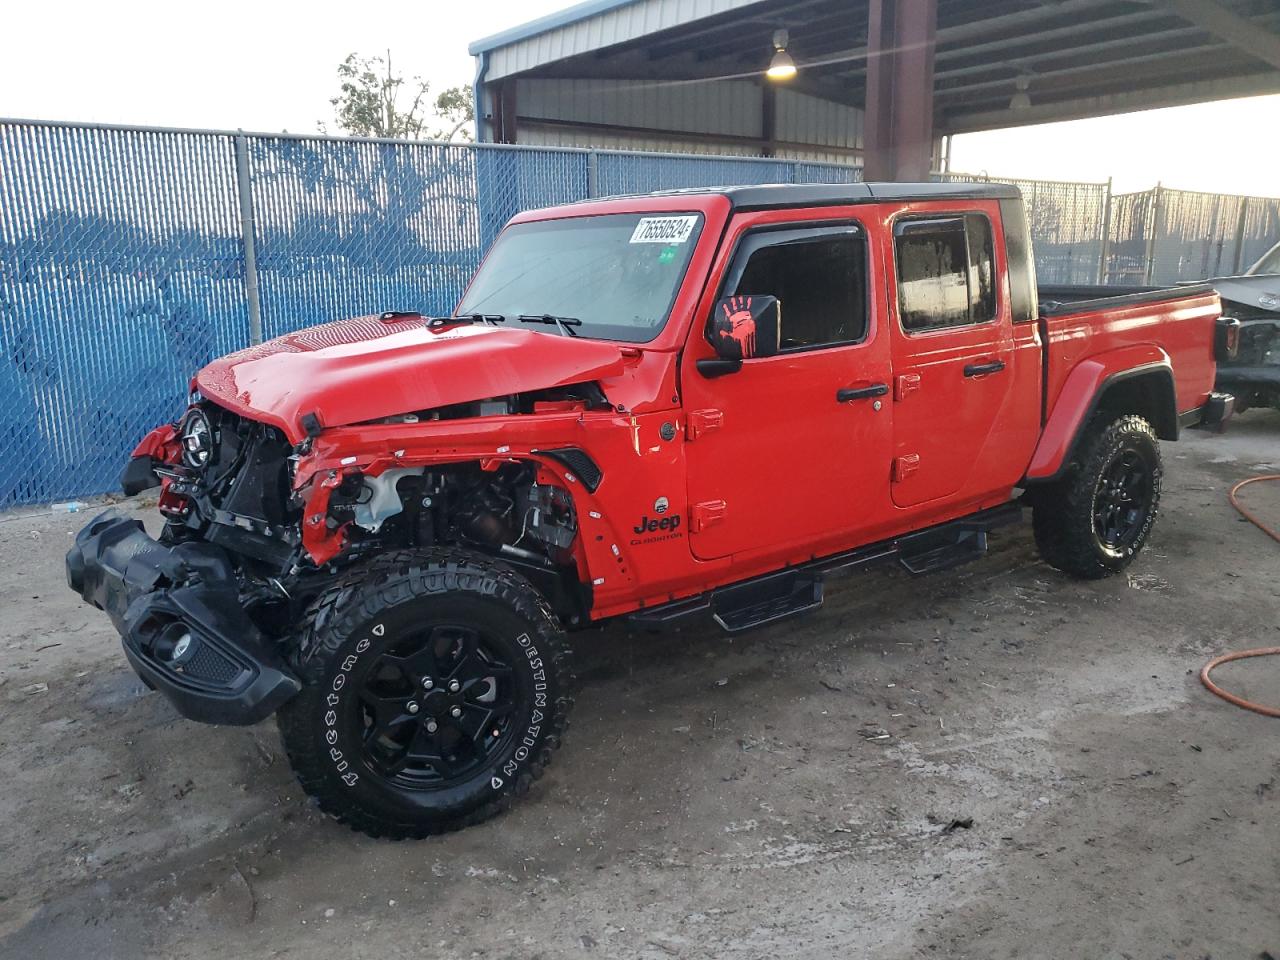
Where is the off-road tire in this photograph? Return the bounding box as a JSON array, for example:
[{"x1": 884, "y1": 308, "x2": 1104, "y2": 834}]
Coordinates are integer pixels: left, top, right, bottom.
[
  {"x1": 1031, "y1": 413, "x2": 1162, "y2": 580},
  {"x1": 277, "y1": 549, "x2": 573, "y2": 839}
]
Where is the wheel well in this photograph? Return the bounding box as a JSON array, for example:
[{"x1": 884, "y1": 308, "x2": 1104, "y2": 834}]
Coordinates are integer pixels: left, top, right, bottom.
[{"x1": 1094, "y1": 369, "x2": 1178, "y2": 441}]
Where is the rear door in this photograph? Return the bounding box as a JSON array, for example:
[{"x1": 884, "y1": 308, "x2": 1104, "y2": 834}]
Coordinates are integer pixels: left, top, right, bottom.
[
  {"x1": 887, "y1": 208, "x2": 1017, "y2": 507},
  {"x1": 681, "y1": 213, "x2": 894, "y2": 561}
]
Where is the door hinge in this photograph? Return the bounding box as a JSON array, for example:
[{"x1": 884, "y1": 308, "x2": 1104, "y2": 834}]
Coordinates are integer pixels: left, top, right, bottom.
[
  {"x1": 892, "y1": 454, "x2": 921, "y2": 482},
  {"x1": 895, "y1": 372, "x2": 922, "y2": 401},
  {"x1": 686, "y1": 408, "x2": 724, "y2": 440},
  {"x1": 691, "y1": 499, "x2": 727, "y2": 531}
]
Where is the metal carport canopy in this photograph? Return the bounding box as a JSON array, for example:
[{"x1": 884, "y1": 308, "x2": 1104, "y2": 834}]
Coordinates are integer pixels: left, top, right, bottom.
[{"x1": 470, "y1": 0, "x2": 1280, "y2": 178}]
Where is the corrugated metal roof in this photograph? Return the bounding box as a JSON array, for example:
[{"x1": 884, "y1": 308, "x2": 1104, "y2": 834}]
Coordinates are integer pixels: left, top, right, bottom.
[
  {"x1": 469, "y1": 0, "x2": 640, "y2": 56},
  {"x1": 518, "y1": 78, "x2": 763, "y2": 138},
  {"x1": 474, "y1": 0, "x2": 1280, "y2": 134},
  {"x1": 510, "y1": 77, "x2": 868, "y2": 161},
  {"x1": 477, "y1": 0, "x2": 768, "y2": 80}
]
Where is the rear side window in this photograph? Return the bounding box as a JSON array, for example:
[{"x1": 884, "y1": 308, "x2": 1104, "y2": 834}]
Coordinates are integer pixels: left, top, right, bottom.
[
  {"x1": 726, "y1": 225, "x2": 868, "y2": 351},
  {"x1": 895, "y1": 214, "x2": 997, "y2": 333}
]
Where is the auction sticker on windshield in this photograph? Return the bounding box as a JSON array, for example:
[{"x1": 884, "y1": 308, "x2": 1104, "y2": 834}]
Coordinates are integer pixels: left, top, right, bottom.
[{"x1": 630, "y1": 216, "x2": 699, "y2": 244}]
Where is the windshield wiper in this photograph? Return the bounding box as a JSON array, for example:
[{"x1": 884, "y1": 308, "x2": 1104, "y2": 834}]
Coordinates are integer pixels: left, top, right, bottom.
[
  {"x1": 425, "y1": 313, "x2": 507, "y2": 329},
  {"x1": 518, "y1": 314, "x2": 582, "y2": 338}
]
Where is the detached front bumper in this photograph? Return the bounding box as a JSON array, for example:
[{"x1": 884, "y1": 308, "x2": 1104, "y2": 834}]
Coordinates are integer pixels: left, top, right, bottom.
[{"x1": 66, "y1": 512, "x2": 300, "y2": 725}]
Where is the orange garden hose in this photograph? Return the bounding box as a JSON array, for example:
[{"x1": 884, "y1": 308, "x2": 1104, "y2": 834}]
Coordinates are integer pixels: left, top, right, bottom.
[
  {"x1": 1198, "y1": 475, "x2": 1280, "y2": 718},
  {"x1": 1228, "y1": 474, "x2": 1280, "y2": 545}
]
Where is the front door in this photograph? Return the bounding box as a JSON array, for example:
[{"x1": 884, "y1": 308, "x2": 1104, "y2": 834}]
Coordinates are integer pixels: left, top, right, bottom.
[
  {"x1": 682, "y1": 217, "x2": 894, "y2": 562},
  {"x1": 887, "y1": 208, "x2": 1017, "y2": 508}
]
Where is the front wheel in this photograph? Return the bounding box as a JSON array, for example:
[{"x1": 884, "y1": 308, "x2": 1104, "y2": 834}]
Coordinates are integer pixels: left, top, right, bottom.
[
  {"x1": 277, "y1": 549, "x2": 573, "y2": 839},
  {"x1": 1031, "y1": 413, "x2": 1162, "y2": 580}
]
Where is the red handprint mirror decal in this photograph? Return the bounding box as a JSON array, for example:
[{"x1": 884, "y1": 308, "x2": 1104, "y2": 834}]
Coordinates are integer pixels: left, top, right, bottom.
[{"x1": 710, "y1": 295, "x2": 781, "y2": 361}]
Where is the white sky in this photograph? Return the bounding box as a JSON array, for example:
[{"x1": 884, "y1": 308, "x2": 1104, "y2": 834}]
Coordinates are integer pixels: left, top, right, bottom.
[{"x1": 2, "y1": 0, "x2": 1276, "y2": 197}]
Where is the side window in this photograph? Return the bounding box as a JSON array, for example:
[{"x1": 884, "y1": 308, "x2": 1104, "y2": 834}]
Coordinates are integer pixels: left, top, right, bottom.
[
  {"x1": 895, "y1": 214, "x2": 997, "y2": 333},
  {"x1": 725, "y1": 226, "x2": 868, "y2": 352}
]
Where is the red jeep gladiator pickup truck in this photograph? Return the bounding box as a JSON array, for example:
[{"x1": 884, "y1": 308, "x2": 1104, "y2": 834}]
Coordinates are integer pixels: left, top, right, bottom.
[{"x1": 67, "y1": 183, "x2": 1236, "y2": 838}]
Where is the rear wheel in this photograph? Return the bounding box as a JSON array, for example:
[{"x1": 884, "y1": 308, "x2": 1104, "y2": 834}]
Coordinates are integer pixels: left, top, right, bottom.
[
  {"x1": 277, "y1": 549, "x2": 573, "y2": 839},
  {"x1": 1031, "y1": 413, "x2": 1162, "y2": 580}
]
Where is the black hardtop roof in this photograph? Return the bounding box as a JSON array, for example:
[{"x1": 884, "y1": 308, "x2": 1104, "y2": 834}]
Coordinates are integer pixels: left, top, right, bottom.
[{"x1": 601, "y1": 181, "x2": 1021, "y2": 210}]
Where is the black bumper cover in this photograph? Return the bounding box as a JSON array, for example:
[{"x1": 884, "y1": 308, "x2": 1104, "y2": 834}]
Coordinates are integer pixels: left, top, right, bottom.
[
  {"x1": 1216, "y1": 366, "x2": 1280, "y2": 390},
  {"x1": 66, "y1": 512, "x2": 300, "y2": 725}
]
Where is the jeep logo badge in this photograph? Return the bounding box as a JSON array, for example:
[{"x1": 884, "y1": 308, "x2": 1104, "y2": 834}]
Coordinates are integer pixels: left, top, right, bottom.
[
  {"x1": 634, "y1": 514, "x2": 681, "y2": 535},
  {"x1": 654, "y1": 496, "x2": 669, "y2": 515}
]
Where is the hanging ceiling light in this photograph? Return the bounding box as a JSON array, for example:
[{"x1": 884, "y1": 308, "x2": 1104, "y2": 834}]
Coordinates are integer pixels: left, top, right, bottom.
[
  {"x1": 1010, "y1": 75, "x2": 1032, "y2": 111},
  {"x1": 767, "y1": 29, "x2": 797, "y2": 81}
]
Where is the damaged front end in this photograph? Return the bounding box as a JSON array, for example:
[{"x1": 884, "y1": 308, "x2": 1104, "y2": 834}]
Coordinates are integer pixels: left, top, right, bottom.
[
  {"x1": 286, "y1": 385, "x2": 602, "y2": 621},
  {"x1": 65, "y1": 307, "x2": 661, "y2": 726},
  {"x1": 66, "y1": 512, "x2": 301, "y2": 724},
  {"x1": 67, "y1": 403, "x2": 307, "y2": 724},
  {"x1": 68, "y1": 385, "x2": 603, "y2": 724}
]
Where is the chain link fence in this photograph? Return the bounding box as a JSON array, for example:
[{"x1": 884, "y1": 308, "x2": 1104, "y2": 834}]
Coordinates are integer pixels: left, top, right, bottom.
[
  {"x1": 0, "y1": 122, "x2": 250, "y2": 506},
  {"x1": 1103, "y1": 185, "x2": 1280, "y2": 284},
  {"x1": 942, "y1": 173, "x2": 1110, "y2": 284},
  {"x1": 2, "y1": 117, "x2": 1278, "y2": 506}
]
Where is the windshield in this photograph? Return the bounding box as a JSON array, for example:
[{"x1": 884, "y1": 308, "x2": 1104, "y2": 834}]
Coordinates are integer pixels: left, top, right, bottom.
[
  {"x1": 1247, "y1": 241, "x2": 1280, "y2": 276},
  {"x1": 456, "y1": 212, "x2": 704, "y2": 343}
]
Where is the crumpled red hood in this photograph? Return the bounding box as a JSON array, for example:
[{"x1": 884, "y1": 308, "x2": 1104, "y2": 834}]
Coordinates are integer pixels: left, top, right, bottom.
[{"x1": 195, "y1": 315, "x2": 631, "y2": 443}]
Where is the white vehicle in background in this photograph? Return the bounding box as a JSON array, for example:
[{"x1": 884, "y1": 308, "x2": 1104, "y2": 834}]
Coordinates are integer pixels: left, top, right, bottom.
[{"x1": 1247, "y1": 242, "x2": 1280, "y2": 278}]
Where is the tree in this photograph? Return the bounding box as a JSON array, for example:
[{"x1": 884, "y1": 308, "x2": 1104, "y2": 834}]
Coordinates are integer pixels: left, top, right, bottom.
[
  {"x1": 323, "y1": 51, "x2": 474, "y2": 142},
  {"x1": 431, "y1": 85, "x2": 475, "y2": 143}
]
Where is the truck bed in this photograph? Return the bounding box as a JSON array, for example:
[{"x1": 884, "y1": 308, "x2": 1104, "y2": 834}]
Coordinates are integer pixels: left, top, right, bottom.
[
  {"x1": 1038, "y1": 282, "x2": 1215, "y2": 317},
  {"x1": 1037, "y1": 282, "x2": 1220, "y2": 428}
]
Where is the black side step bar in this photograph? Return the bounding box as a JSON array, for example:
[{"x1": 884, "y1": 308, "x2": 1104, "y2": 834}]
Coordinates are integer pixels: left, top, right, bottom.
[
  {"x1": 626, "y1": 502, "x2": 1022, "y2": 635},
  {"x1": 898, "y1": 530, "x2": 988, "y2": 576},
  {"x1": 712, "y1": 570, "x2": 823, "y2": 634}
]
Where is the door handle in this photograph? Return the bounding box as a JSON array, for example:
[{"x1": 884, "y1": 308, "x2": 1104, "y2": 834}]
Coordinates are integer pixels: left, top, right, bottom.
[
  {"x1": 963, "y1": 360, "x2": 1006, "y2": 378},
  {"x1": 836, "y1": 383, "x2": 889, "y2": 402}
]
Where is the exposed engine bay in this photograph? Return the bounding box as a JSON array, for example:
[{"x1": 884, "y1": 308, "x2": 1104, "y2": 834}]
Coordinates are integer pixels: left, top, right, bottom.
[{"x1": 157, "y1": 399, "x2": 588, "y2": 631}]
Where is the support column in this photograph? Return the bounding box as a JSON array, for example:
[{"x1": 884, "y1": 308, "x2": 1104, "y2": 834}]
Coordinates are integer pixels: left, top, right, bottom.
[
  {"x1": 494, "y1": 80, "x2": 519, "y2": 144},
  {"x1": 761, "y1": 83, "x2": 777, "y2": 158},
  {"x1": 862, "y1": 0, "x2": 938, "y2": 182}
]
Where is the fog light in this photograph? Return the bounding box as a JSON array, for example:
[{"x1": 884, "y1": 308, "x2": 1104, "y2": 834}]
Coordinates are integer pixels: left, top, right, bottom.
[{"x1": 152, "y1": 622, "x2": 198, "y2": 665}]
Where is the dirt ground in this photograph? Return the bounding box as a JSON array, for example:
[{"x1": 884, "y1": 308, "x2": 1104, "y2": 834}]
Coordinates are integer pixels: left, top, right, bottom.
[{"x1": 2, "y1": 414, "x2": 1279, "y2": 960}]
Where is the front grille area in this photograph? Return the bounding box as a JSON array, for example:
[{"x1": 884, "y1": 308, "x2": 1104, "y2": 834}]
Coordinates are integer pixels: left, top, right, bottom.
[
  {"x1": 126, "y1": 619, "x2": 256, "y2": 697},
  {"x1": 182, "y1": 642, "x2": 243, "y2": 685}
]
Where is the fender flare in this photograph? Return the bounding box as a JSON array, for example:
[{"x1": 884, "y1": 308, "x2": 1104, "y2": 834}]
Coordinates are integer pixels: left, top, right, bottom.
[{"x1": 1024, "y1": 345, "x2": 1175, "y2": 483}]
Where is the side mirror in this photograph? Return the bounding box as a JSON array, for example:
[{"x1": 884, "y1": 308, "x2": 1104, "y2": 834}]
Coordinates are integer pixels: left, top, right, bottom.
[{"x1": 709, "y1": 295, "x2": 781, "y2": 362}]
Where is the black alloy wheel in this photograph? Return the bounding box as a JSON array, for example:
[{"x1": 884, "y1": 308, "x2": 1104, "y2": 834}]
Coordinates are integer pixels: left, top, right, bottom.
[
  {"x1": 1030, "y1": 413, "x2": 1163, "y2": 580},
  {"x1": 358, "y1": 625, "x2": 520, "y2": 788},
  {"x1": 278, "y1": 549, "x2": 574, "y2": 839},
  {"x1": 1091, "y1": 447, "x2": 1155, "y2": 551}
]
